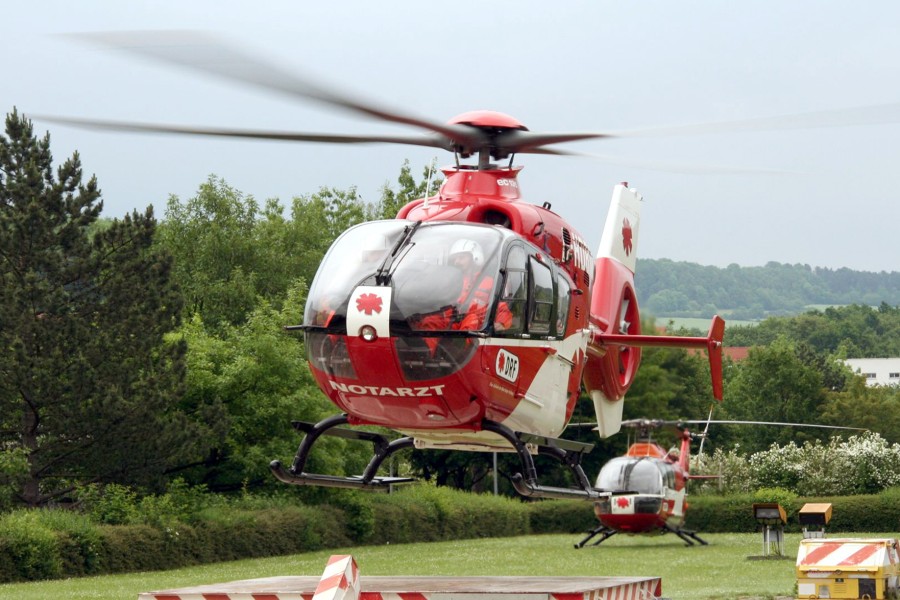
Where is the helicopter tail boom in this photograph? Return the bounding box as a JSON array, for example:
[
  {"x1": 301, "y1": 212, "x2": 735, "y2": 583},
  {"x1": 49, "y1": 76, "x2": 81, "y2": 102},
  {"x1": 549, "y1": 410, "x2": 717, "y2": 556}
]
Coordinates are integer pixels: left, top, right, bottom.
[{"x1": 594, "y1": 315, "x2": 726, "y2": 401}]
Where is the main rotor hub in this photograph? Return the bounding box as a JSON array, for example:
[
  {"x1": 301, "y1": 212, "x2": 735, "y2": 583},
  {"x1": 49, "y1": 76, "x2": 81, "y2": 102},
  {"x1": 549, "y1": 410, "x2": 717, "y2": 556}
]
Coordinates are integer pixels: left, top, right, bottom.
[
  {"x1": 447, "y1": 111, "x2": 529, "y2": 165},
  {"x1": 448, "y1": 110, "x2": 529, "y2": 132}
]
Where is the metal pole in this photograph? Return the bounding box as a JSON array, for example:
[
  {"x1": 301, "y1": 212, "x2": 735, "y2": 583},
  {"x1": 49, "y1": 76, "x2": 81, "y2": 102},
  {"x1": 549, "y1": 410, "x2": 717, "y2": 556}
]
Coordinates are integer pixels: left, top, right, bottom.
[{"x1": 493, "y1": 452, "x2": 498, "y2": 495}]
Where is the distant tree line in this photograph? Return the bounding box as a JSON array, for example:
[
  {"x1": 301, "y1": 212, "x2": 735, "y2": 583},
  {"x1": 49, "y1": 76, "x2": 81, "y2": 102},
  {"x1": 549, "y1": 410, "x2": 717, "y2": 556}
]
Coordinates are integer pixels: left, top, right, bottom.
[{"x1": 637, "y1": 258, "x2": 900, "y2": 319}]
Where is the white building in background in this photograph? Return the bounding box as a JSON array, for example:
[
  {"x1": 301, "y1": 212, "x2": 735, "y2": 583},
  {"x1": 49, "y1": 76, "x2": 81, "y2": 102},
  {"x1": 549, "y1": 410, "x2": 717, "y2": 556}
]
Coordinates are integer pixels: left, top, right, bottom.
[{"x1": 843, "y1": 358, "x2": 900, "y2": 387}]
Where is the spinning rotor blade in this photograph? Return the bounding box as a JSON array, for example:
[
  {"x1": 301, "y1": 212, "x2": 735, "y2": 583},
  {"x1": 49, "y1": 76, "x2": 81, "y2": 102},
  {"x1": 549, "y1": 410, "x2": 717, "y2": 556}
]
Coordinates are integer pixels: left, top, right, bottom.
[
  {"x1": 614, "y1": 102, "x2": 900, "y2": 138},
  {"x1": 49, "y1": 31, "x2": 900, "y2": 165},
  {"x1": 33, "y1": 115, "x2": 451, "y2": 149},
  {"x1": 494, "y1": 130, "x2": 616, "y2": 152},
  {"x1": 65, "y1": 30, "x2": 484, "y2": 151}
]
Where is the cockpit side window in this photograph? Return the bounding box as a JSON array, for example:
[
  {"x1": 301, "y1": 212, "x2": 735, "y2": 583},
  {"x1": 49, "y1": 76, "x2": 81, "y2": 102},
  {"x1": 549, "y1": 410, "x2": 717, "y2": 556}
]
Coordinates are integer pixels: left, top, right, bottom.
[
  {"x1": 657, "y1": 461, "x2": 676, "y2": 490},
  {"x1": 497, "y1": 246, "x2": 572, "y2": 339},
  {"x1": 528, "y1": 257, "x2": 554, "y2": 335},
  {"x1": 499, "y1": 246, "x2": 528, "y2": 334},
  {"x1": 556, "y1": 273, "x2": 572, "y2": 337}
]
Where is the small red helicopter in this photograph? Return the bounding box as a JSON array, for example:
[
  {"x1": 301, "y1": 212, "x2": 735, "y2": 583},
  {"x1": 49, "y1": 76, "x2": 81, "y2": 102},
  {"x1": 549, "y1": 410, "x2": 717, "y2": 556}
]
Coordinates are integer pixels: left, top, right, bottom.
[
  {"x1": 575, "y1": 418, "x2": 711, "y2": 547},
  {"x1": 574, "y1": 418, "x2": 867, "y2": 547},
  {"x1": 39, "y1": 32, "x2": 734, "y2": 500}
]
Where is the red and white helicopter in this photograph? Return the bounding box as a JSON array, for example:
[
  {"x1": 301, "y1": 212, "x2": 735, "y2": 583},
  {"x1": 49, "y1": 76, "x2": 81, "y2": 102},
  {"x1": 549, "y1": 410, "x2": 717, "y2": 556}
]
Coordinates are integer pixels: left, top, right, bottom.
[
  {"x1": 574, "y1": 418, "x2": 868, "y2": 547},
  {"x1": 284, "y1": 179, "x2": 725, "y2": 499},
  {"x1": 575, "y1": 418, "x2": 712, "y2": 547},
  {"x1": 39, "y1": 32, "x2": 736, "y2": 500}
]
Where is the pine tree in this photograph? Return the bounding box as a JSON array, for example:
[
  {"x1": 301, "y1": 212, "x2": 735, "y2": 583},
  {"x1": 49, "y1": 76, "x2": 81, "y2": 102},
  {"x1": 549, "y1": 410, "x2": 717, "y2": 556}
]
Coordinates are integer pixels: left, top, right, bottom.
[{"x1": 0, "y1": 109, "x2": 203, "y2": 506}]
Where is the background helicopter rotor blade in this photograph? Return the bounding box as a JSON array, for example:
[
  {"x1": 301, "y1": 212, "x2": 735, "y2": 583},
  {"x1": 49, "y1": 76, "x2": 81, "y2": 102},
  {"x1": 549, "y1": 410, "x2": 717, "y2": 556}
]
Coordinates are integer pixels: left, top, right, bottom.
[
  {"x1": 568, "y1": 418, "x2": 868, "y2": 432},
  {"x1": 674, "y1": 419, "x2": 868, "y2": 432},
  {"x1": 697, "y1": 404, "x2": 716, "y2": 458}
]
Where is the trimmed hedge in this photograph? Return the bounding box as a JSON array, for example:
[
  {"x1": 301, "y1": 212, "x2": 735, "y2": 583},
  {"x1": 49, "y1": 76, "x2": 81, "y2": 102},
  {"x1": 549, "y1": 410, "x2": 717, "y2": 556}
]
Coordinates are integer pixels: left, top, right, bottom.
[
  {"x1": 4, "y1": 486, "x2": 900, "y2": 583},
  {"x1": 0, "y1": 486, "x2": 528, "y2": 583},
  {"x1": 526, "y1": 499, "x2": 595, "y2": 534},
  {"x1": 687, "y1": 491, "x2": 900, "y2": 534}
]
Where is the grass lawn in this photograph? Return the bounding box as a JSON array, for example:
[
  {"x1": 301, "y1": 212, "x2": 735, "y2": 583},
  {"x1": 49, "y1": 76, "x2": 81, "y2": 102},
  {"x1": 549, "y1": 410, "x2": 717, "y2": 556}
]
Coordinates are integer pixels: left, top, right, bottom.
[{"x1": 2, "y1": 531, "x2": 874, "y2": 600}]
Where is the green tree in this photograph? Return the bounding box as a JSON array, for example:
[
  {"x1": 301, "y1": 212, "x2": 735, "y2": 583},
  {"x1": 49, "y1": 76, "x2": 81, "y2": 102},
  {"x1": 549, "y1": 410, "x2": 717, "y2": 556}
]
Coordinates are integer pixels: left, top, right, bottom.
[
  {"x1": 284, "y1": 185, "x2": 378, "y2": 285},
  {"x1": 715, "y1": 336, "x2": 830, "y2": 453},
  {"x1": 377, "y1": 159, "x2": 442, "y2": 219},
  {"x1": 821, "y1": 377, "x2": 900, "y2": 444},
  {"x1": 726, "y1": 304, "x2": 900, "y2": 358},
  {"x1": 174, "y1": 282, "x2": 371, "y2": 491},
  {"x1": 158, "y1": 177, "x2": 269, "y2": 330},
  {"x1": 0, "y1": 110, "x2": 202, "y2": 506}
]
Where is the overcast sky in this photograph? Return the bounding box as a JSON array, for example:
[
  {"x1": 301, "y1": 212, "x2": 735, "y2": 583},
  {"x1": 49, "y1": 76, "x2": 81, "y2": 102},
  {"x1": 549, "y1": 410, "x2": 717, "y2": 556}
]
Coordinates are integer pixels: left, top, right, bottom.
[{"x1": 5, "y1": 1, "x2": 900, "y2": 272}]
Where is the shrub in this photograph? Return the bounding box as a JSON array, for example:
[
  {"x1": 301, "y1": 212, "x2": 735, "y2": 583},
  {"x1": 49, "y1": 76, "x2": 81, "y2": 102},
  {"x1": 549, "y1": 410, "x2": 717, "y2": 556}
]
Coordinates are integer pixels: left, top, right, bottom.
[
  {"x1": 328, "y1": 490, "x2": 376, "y2": 543},
  {"x1": 76, "y1": 483, "x2": 140, "y2": 525},
  {"x1": 752, "y1": 487, "x2": 799, "y2": 516},
  {"x1": 76, "y1": 478, "x2": 211, "y2": 528},
  {"x1": 685, "y1": 493, "x2": 759, "y2": 533},
  {"x1": 692, "y1": 446, "x2": 754, "y2": 494},
  {"x1": 370, "y1": 485, "x2": 529, "y2": 543},
  {"x1": 368, "y1": 489, "x2": 439, "y2": 544},
  {"x1": 527, "y1": 499, "x2": 595, "y2": 534},
  {"x1": 96, "y1": 524, "x2": 169, "y2": 573},
  {"x1": 694, "y1": 433, "x2": 900, "y2": 497},
  {"x1": 138, "y1": 478, "x2": 209, "y2": 528},
  {"x1": 32, "y1": 510, "x2": 102, "y2": 576},
  {"x1": 0, "y1": 511, "x2": 61, "y2": 580}
]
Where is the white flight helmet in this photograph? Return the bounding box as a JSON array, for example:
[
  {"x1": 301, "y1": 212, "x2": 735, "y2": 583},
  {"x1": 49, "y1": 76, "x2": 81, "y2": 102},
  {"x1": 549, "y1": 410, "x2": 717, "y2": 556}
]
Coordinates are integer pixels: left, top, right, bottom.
[{"x1": 449, "y1": 238, "x2": 484, "y2": 266}]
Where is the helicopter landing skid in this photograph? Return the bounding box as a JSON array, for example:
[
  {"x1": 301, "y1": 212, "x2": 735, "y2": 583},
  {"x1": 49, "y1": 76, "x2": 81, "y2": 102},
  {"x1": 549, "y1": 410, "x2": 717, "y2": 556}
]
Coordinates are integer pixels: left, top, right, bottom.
[
  {"x1": 270, "y1": 414, "x2": 416, "y2": 491},
  {"x1": 481, "y1": 421, "x2": 607, "y2": 501},
  {"x1": 574, "y1": 525, "x2": 617, "y2": 549},
  {"x1": 665, "y1": 524, "x2": 709, "y2": 546},
  {"x1": 270, "y1": 415, "x2": 606, "y2": 500}
]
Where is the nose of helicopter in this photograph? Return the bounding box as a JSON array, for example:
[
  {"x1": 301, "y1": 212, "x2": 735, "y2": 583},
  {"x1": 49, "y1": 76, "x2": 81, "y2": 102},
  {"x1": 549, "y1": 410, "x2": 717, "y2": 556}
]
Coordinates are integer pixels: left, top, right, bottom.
[{"x1": 316, "y1": 333, "x2": 484, "y2": 430}]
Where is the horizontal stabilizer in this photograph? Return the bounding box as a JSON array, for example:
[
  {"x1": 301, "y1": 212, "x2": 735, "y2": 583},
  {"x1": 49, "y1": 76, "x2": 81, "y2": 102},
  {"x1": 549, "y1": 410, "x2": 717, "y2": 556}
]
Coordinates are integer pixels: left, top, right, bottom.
[{"x1": 592, "y1": 315, "x2": 726, "y2": 401}]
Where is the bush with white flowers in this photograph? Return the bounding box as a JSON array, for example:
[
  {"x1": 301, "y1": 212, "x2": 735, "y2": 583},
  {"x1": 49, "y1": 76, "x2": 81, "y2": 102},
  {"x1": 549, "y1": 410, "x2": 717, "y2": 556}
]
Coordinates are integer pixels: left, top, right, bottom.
[{"x1": 692, "y1": 432, "x2": 900, "y2": 496}]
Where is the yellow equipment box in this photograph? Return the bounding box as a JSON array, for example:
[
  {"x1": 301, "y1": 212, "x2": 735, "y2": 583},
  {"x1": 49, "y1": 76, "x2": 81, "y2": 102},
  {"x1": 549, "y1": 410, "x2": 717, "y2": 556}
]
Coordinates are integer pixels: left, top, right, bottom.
[{"x1": 796, "y1": 538, "x2": 900, "y2": 599}]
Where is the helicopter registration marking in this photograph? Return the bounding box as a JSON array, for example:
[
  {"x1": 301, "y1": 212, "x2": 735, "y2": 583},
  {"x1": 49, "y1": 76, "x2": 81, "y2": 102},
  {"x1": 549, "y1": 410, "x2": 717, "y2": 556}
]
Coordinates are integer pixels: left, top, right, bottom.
[
  {"x1": 328, "y1": 381, "x2": 446, "y2": 397},
  {"x1": 495, "y1": 349, "x2": 520, "y2": 383}
]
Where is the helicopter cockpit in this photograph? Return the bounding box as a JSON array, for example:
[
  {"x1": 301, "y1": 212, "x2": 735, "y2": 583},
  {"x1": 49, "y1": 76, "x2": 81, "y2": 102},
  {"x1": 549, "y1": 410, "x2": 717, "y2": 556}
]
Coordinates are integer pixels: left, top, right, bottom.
[
  {"x1": 303, "y1": 219, "x2": 572, "y2": 382},
  {"x1": 304, "y1": 220, "x2": 513, "y2": 332},
  {"x1": 596, "y1": 456, "x2": 674, "y2": 496}
]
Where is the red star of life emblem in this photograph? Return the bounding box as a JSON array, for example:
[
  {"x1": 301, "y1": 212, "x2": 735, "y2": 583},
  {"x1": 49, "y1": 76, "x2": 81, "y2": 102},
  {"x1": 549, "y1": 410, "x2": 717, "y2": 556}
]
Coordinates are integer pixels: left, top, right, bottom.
[
  {"x1": 616, "y1": 496, "x2": 631, "y2": 508},
  {"x1": 355, "y1": 293, "x2": 383, "y2": 315},
  {"x1": 622, "y1": 218, "x2": 633, "y2": 256}
]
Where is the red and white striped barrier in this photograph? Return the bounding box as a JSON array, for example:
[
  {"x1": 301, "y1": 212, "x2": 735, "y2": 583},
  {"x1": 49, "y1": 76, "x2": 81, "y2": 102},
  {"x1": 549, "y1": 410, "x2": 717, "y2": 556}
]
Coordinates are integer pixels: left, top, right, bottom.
[
  {"x1": 313, "y1": 555, "x2": 360, "y2": 600},
  {"x1": 799, "y1": 539, "x2": 897, "y2": 569}
]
